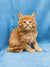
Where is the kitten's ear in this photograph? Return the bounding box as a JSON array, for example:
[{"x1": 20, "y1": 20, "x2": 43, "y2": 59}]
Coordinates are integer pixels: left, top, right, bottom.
[
  {"x1": 31, "y1": 11, "x2": 36, "y2": 18},
  {"x1": 18, "y1": 11, "x2": 23, "y2": 19}
]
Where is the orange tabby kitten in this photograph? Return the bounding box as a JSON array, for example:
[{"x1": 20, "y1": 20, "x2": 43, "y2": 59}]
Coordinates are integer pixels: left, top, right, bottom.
[{"x1": 6, "y1": 11, "x2": 42, "y2": 52}]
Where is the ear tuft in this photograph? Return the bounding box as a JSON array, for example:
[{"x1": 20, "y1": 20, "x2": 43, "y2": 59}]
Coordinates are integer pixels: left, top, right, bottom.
[
  {"x1": 17, "y1": 11, "x2": 23, "y2": 19},
  {"x1": 31, "y1": 11, "x2": 36, "y2": 18}
]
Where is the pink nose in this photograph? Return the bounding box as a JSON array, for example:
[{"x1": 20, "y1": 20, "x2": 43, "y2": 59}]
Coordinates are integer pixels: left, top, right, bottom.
[{"x1": 26, "y1": 23, "x2": 29, "y2": 26}]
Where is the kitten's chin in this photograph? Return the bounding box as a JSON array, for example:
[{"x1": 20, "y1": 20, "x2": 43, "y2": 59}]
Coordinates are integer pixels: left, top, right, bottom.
[{"x1": 24, "y1": 27, "x2": 31, "y2": 31}]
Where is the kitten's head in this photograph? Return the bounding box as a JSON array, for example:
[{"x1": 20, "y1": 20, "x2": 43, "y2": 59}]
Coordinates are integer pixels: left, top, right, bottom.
[{"x1": 18, "y1": 11, "x2": 37, "y2": 31}]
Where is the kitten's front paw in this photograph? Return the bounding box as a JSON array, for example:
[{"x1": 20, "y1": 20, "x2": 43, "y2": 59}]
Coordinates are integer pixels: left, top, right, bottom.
[
  {"x1": 36, "y1": 48, "x2": 42, "y2": 52},
  {"x1": 29, "y1": 49, "x2": 35, "y2": 53}
]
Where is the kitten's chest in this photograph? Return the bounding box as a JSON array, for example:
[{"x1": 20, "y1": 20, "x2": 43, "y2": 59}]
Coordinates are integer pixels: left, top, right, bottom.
[{"x1": 19, "y1": 32, "x2": 35, "y2": 44}]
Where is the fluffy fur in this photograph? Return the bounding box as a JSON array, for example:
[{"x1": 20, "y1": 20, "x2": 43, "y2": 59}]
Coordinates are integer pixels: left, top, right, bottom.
[{"x1": 6, "y1": 11, "x2": 42, "y2": 53}]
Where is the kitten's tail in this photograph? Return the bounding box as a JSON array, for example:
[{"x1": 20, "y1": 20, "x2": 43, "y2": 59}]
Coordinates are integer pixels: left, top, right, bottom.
[
  {"x1": 6, "y1": 46, "x2": 23, "y2": 52},
  {"x1": 6, "y1": 47, "x2": 17, "y2": 52}
]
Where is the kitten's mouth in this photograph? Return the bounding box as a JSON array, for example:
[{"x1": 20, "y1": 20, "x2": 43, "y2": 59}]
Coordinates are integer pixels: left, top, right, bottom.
[
  {"x1": 26, "y1": 25, "x2": 31, "y2": 27},
  {"x1": 25, "y1": 26, "x2": 30, "y2": 28},
  {"x1": 24, "y1": 26, "x2": 31, "y2": 30}
]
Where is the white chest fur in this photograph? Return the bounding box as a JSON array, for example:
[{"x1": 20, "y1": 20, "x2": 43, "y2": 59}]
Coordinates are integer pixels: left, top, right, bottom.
[
  {"x1": 26, "y1": 33, "x2": 34, "y2": 43},
  {"x1": 20, "y1": 32, "x2": 35, "y2": 44}
]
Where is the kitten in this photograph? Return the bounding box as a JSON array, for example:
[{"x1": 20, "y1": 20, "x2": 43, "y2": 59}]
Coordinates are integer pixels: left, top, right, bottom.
[{"x1": 6, "y1": 11, "x2": 42, "y2": 52}]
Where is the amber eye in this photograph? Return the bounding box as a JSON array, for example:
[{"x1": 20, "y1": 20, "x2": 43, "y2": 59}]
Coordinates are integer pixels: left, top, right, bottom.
[
  {"x1": 29, "y1": 21, "x2": 32, "y2": 23},
  {"x1": 23, "y1": 21, "x2": 26, "y2": 23}
]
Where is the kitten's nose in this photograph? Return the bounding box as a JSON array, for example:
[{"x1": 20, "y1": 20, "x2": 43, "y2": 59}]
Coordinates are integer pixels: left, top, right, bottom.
[{"x1": 26, "y1": 23, "x2": 29, "y2": 26}]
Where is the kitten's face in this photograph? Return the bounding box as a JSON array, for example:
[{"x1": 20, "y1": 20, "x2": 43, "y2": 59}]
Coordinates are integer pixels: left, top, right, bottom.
[{"x1": 18, "y1": 11, "x2": 37, "y2": 31}]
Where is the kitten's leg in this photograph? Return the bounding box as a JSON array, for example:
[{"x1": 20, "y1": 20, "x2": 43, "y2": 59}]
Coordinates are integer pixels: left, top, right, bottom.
[
  {"x1": 6, "y1": 39, "x2": 19, "y2": 52},
  {"x1": 32, "y1": 40, "x2": 42, "y2": 52},
  {"x1": 25, "y1": 44, "x2": 35, "y2": 53}
]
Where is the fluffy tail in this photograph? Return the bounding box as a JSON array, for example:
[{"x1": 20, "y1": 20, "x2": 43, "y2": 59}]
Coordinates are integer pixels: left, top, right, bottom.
[
  {"x1": 6, "y1": 46, "x2": 23, "y2": 52},
  {"x1": 6, "y1": 47, "x2": 17, "y2": 52}
]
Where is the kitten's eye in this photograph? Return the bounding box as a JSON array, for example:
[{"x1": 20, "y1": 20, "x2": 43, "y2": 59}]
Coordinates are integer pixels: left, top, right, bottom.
[
  {"x1": 23, "y1": 21, "x2": 26, "y2": 23},
  {"x1": 29, "y1": 21, "x2": 32, "y2": 23}
]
